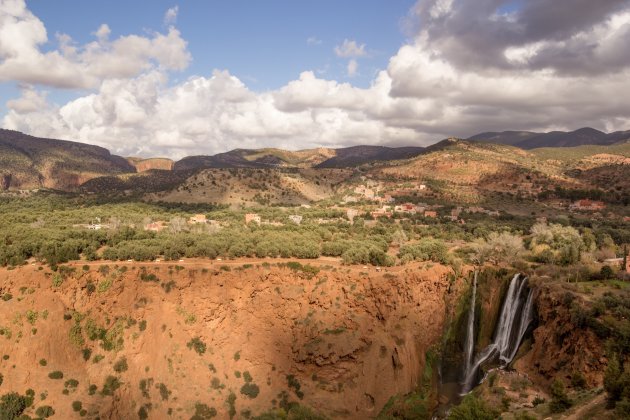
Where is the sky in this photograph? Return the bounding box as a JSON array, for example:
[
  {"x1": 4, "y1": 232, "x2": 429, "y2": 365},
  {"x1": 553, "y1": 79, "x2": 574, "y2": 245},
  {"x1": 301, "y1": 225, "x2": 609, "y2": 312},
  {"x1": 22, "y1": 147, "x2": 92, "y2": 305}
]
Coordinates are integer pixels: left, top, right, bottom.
[{"x1": 1, "y1": 0, "x2": 630, "y2": 158}]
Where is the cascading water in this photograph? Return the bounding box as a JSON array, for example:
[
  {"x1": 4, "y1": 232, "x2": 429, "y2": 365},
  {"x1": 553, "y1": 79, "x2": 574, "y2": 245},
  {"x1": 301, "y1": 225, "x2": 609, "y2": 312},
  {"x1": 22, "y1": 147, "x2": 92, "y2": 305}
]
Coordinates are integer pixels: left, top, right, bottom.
[
  {"x1": 462, "y1": 271, "x2": 477, "y2": 377},
  {"x1": 461, "y1": 273, "x2": 534, "y2": 394}
]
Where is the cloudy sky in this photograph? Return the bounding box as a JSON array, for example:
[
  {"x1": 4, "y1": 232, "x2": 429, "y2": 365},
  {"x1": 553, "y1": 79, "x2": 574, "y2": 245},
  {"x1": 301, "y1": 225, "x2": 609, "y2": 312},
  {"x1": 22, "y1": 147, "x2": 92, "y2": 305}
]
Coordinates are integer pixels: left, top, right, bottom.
[{"x1": 1, "y1": 0, "x2": 629, "y2": 158}]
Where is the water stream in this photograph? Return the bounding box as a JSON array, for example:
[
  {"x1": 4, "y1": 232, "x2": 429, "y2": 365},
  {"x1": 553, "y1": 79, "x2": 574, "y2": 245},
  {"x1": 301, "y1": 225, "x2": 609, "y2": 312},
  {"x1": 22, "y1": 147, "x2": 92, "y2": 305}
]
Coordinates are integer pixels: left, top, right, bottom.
[
  {"x1": 461, "y1": 273, "x2": 534, "y2": 394},
  {"x1": 462, "y1": 271, "x2": 477, "y2": 377}
]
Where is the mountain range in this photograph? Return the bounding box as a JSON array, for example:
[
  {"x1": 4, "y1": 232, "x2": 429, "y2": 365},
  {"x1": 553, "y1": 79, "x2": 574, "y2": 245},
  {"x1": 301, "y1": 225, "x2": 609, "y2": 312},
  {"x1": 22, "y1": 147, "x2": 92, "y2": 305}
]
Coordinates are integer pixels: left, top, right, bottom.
[
  {"x1": 1, "y1": 126, "x2": 629, "y2": 192},
  {"x1": 468, "y1": 127, "x2": 630, "y2": 149}
]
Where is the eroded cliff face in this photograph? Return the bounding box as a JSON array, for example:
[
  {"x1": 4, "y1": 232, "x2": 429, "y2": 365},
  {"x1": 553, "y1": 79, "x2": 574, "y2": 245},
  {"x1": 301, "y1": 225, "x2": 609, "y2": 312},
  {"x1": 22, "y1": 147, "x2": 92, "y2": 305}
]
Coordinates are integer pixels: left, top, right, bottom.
[
  {"x1": 516, "y1": 284, "x2": 606, "y2": 388},
  {"x1": 0, "y1": 261, "x2": 456, "y2": 419}
]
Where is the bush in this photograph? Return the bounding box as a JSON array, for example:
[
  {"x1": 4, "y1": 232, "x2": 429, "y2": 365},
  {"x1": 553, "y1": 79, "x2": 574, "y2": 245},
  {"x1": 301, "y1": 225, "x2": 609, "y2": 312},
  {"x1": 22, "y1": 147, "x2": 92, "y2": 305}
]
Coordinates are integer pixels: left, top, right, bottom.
[
  {"x1": 284, "y1": 261, "x2": 321, "y2": 277},
  {"x1": 240, "y1": 383, "x2": 260, "y2": 399},
  {"x1": 187, "y1": 337, "x2": 207, "y2": 355},
  {"x1": 399, "y1": 238, "x2": 449, "y2": 264},
  {"x1": 571, "y1": 371, "x2": 587, "y2": 389},
  {"x1": 448, "y1": 394, "x2": 498, "y2": 420},
  {"x1": 377, "y1": 392, "x2": 430, "y2": 420},
  {"x1": 191, "y1": 402, "x2": 217, "y2": 419},
  {"x1": 69, "y1": 323, "x2": 85, "y2": 348},
  {"x1": 52, "y1": 273, "x2": 63, "y2": 287},
  {"x1": 158, "y1": 383, "x2": 170, "y2": 401},
  {"x1": 101, "y1": 375, "x2": 122, "y2": 396},
  {"x1": 72, "y1": 400, "x2": 82, "y2": 412},
  {"x1": 227, "y1": 392, "x2": 237, "y2": 419},
  {"x1": 48, "y1": 371, "x2": 64, "y2": 379},
  {"x1": 65, "y1": 379, "x2": 79, "y2": 389},
  {"x1": 35, "y1": 405, "x2": 55, "y2": 418},
  {"x1": 113, "y1": 357, "x2": 128, "y2": 373}
]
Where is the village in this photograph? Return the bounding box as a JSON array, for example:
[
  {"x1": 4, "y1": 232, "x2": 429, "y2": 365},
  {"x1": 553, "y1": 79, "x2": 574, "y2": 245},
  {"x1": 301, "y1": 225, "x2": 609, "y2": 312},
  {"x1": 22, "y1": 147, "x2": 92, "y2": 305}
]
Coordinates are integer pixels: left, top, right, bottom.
[{"x1": 68, "y1": 177, "x2": 615, "y2": 235}]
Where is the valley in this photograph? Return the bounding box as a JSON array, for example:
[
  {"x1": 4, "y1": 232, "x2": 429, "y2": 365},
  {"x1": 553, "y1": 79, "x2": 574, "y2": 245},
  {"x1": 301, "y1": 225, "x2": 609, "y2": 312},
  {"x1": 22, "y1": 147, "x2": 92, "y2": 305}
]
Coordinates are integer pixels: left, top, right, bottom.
[{"x1": 0, "y1": 129, "x2": 629, "y2": 419}]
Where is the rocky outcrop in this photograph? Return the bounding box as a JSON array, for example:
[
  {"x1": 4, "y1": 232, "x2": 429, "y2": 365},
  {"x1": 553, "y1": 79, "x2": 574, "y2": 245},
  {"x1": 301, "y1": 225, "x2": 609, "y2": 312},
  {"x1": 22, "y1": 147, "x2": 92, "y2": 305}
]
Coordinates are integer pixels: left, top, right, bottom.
[{"x1": 127, "y1": 157, "x2": 174, "y2": 172}]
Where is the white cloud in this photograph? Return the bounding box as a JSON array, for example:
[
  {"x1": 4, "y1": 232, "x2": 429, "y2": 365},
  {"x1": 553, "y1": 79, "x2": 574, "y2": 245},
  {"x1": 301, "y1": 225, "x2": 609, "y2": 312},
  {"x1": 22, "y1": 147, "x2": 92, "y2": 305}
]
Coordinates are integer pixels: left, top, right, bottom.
[
  {"x1": 334, "y1": 39, "x2": 366, "y2": 58},
  {"x1": 5, "y1": 85, "x2": 48, "y2": 113},
  {"x1": 0, "y1": 0, "x2": 190, "y2": 89},
  {"x1": 2, "y1": 0, "x2": 630, "y2": 159},
  {"x1": 347, "y1": 59, "x2": 358, "y2": 77},
  {"x1": 164, "y1": 6, "x2": 179, "y2": 26},
  {"x1": 307, "y1": 36, "x2": 322, "y2": 46},
  {"x1": 429, "y1": 0, "x2": 454, "y2": 19},
  {"x1": 94, "y1": 24, "x2": 111, "y2": 42}
]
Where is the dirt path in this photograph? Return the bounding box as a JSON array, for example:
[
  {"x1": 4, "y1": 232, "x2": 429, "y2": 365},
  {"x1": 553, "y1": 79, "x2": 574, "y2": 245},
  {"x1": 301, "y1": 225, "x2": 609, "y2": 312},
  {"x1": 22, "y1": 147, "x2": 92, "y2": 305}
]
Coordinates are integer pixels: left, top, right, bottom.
[{"x1": 564, "y1": 393, "x2": 607, "y2": 419}]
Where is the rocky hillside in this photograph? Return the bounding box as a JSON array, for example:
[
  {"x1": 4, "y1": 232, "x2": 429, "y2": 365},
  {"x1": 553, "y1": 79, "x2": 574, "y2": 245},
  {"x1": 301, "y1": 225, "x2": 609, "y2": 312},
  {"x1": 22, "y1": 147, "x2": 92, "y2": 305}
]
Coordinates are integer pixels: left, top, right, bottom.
[
  {"x1": 147, "y1": 168, "x2": 354, "y2": 206},
  {"x1": 0, "y1": 130, "x2": 134, "y2": 191},
  {"x1": 0, "y1": 260, "x2": 455, "y2": 419},
  {"x1": 374, "y1": 138, "x2": 630, "y2": 203}
]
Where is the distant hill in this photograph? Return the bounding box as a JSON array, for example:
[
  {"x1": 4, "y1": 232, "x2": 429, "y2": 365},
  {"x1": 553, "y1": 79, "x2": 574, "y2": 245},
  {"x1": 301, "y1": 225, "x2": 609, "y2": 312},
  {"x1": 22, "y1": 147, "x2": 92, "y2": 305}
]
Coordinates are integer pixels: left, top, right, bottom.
[
  {"x1": 467, "y1": 131, "x2": 539, "y2": 146},
  {"x1": 172, "y1": 148, "x2": 334, "y2": 171},
  {"x1": 174, "y1": 145, "x2": 424, "y2": 171},
  {"x1": 315, "y1": 145, "x2": 425, "y2": 168},
  {"x1": 0, "y1": 129, "x2": 134, "y2": 190},
  {"x1": 468, "y1": 127, "x2": 630, "y2": 149}
]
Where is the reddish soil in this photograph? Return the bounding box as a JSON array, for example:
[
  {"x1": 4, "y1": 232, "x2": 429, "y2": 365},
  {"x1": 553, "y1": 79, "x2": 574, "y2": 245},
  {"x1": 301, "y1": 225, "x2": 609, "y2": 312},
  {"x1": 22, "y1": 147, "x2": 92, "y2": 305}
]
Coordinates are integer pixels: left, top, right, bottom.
[{"x1": 0, "y1": 259, "x2": 456, "y2": 419}]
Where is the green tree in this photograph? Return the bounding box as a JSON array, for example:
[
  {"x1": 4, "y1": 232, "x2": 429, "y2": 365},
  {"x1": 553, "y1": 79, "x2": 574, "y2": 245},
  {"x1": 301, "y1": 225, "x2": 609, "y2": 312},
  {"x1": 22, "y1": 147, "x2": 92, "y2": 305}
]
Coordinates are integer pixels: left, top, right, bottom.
[{"x1": 549, "y1": 379, "x2": 572, "y2": 413}]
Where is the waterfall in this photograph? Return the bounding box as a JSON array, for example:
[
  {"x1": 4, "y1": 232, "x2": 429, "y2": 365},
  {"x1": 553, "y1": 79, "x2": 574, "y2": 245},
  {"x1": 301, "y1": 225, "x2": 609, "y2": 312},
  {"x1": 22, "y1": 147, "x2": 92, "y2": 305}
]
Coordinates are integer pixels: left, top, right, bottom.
[
  {"x1": 462, "y1": 271, "x2": 477, "y2": 378},
  {"x1": 461, "y1": 273, "x2": 534, "y2": 394}
]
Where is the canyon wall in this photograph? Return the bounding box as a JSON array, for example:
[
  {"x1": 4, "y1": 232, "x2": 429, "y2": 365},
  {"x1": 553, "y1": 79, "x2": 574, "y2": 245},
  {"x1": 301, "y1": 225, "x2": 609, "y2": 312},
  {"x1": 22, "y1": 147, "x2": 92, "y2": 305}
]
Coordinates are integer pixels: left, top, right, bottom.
[{"x1": 0, "y1": 261, "x2": 457, "y2": 419}]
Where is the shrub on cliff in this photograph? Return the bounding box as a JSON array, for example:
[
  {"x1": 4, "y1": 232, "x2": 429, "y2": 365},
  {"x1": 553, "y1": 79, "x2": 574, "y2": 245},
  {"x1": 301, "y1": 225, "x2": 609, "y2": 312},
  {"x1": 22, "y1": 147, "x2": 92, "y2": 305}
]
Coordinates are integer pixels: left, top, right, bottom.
[
  {"x1": 254, "y1": 404, "x2": 327, "y2": 420},
  {"x1": 35, "y1": 405, "x2": 55, "y2": 418},
  {"x1": 187, "y1": 337, "x2": 207, "y2": 355},
  {"x1": 240, "y1": 382, "x2": 260, "y2": 399},
  {"x1": 191, "y1": 402, "x2": 217, "y2": 419},
  {"x1": 447, "y1": 393, "x2": 498, "y2": 420},
  {"x1": 0, "y1": 392, "x2": 28, "y2": 419}
]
